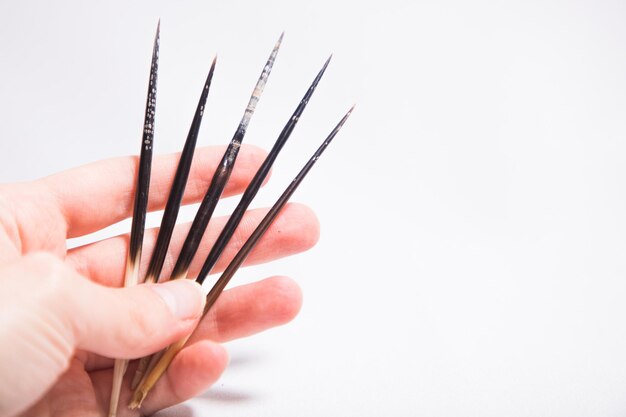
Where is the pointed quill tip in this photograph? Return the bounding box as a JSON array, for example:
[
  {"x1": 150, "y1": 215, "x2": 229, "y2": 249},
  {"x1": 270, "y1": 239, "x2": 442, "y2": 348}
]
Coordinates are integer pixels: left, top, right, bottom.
[{"x1": 335, "y1": 104, "x2": 356, "y2": 130}]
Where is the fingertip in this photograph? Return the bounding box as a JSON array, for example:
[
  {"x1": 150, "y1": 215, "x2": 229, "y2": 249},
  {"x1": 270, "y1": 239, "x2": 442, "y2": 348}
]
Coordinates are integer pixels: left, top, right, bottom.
[
  {"x1": 264, "y1": 276, "x2": 303, "y2": 325},
  {"x1": 294, "y1": 203, "x2": 321, "y2": 248}
]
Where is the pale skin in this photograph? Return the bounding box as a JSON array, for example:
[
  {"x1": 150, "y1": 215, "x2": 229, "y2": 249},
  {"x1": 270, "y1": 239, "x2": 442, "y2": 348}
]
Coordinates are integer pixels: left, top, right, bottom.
[{"x1": 0, "y1": 144, "x2": 319, "y2": 417}]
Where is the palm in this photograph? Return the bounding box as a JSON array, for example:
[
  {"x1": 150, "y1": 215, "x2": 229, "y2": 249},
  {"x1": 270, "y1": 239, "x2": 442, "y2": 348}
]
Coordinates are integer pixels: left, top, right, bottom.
[{"x1": 2, "y1": 146, "x2": 317, "y2": 417}]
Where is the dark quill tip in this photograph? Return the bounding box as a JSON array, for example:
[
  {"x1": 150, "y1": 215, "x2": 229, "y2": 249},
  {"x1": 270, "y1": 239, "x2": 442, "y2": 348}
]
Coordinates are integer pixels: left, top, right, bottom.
[
  {"x1": 307, "y1": 105, "x2": 354, "y2": 157},
  {"x1": 338, "y1": 104, "x2": 353, "y2": 125},
  {"x1": 324, "y1": 54, "x2": 333, "y2": 69},
  {"x1": 308, "y1": 55, "x2": 332, "y2": 91},
  {"x1": 152, "y1": 21, "x2": 160, "y2": 55}
]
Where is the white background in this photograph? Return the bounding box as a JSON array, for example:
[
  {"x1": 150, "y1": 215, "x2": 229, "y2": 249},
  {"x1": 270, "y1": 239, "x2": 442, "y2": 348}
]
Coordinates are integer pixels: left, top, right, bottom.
[{"x1": 2, "y1": 1, "x2": 626, "y2": 416}]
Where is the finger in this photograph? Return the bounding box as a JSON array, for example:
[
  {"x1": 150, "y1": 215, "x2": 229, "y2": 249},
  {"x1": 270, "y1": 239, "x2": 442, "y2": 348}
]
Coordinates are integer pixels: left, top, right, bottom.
[
  {"x1": 67, "y1": 203, "x2": 320, "y2": 287},
  {"x1": 38, "y1": 144, "x2": 268, "y2": 238},
  {"x1": 90, "y1": 341, "x2": 228, "y2": 416},
  {"x1": 82, "y1": 275, "x2": 302, "y2": 372},
  {"x1": 191, "y1": 275, "x2": 302, "y2": 343}
]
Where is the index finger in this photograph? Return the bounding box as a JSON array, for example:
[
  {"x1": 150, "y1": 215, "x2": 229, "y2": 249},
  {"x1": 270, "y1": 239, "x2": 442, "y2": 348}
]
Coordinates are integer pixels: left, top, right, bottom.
[{"x1": 40, "y1": 144, "x2": 267, "y2": 238}]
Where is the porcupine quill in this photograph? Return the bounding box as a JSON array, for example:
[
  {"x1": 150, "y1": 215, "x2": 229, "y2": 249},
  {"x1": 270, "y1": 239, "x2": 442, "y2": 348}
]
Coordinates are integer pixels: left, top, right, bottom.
[
  {"x1": 108, "y1": 20, "x2": 160, "y2": 417},
  {"x1": 130, "y1": 56, "x2": 217, "y2": 390}
]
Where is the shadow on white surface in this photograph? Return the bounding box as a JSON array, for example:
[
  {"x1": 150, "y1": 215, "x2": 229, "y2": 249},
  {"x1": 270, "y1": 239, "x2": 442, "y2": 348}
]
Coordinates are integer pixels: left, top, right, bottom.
[
  {"x1": 153, "y1": 388, "x2": 259, "y2": 417},
  {"x1": 197, "y1": 388, "x2": 256, "y2": 403},
  {"x1": 153, "y1": 404, "x2": 193, "y2": 417},
  {"x1": 226, "y1": 351, "x2": 268, "y2": 369}
]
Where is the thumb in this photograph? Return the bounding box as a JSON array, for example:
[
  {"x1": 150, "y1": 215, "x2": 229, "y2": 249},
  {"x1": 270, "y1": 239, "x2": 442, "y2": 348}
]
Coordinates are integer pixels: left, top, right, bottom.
[
  {"x1": 71, "y1": 272, "x2": 206, "y2": 358},
  {"x1": 0, "y1": 252, "x2": 205, "y2": 417},
  {"x1": 7, "y1": 252, "x2": 206, "y2": 358}
]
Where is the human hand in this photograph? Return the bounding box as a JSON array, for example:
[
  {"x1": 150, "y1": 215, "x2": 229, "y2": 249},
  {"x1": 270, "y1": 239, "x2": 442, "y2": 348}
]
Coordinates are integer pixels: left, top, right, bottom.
[{"x1": 0, "y1": 145, "x2": 318, "y2": 417}]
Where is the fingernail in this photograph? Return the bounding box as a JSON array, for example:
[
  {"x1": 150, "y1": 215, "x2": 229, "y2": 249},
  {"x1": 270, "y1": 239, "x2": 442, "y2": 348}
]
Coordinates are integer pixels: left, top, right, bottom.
[{"x1": 151, "y1": 280, "x2": 206, "y2": 320}]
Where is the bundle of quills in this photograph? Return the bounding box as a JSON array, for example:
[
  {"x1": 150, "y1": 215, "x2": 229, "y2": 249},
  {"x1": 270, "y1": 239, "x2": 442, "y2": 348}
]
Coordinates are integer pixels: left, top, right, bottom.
[{"x1": 106, "y1": 23, "x2": 353, "y2": 416}]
